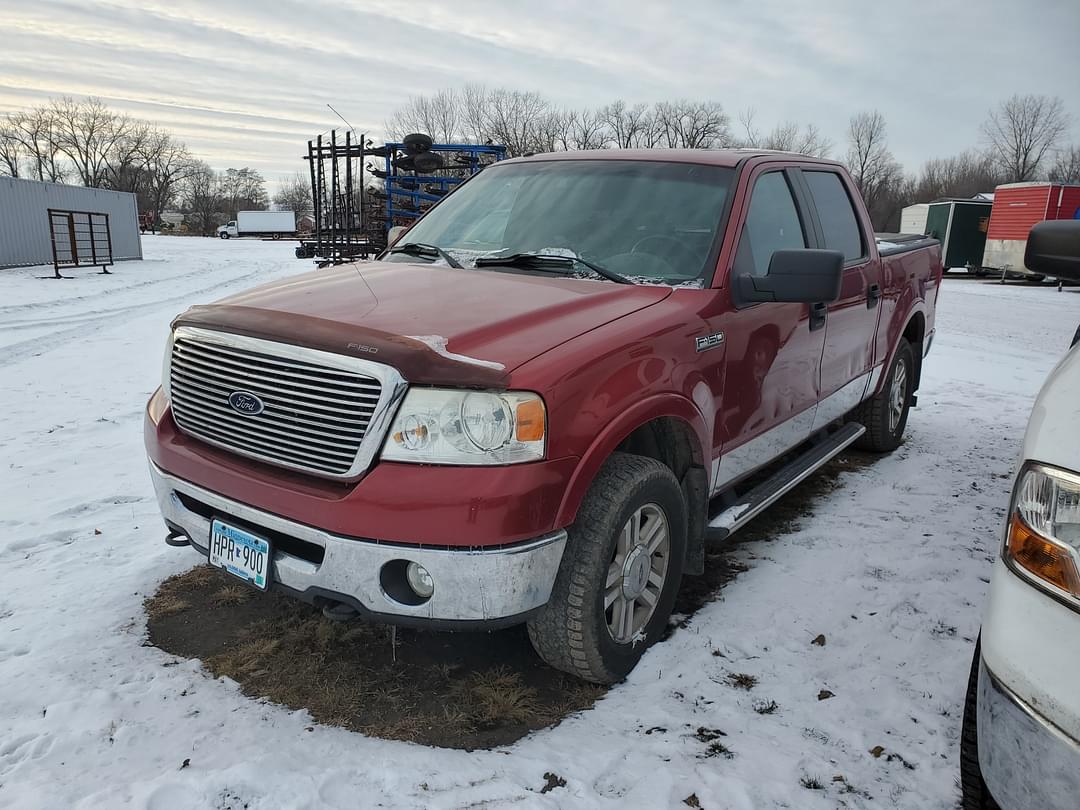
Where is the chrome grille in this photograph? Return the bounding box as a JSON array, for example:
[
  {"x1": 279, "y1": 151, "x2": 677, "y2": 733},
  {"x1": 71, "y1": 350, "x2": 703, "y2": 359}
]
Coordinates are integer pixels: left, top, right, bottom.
[{"x1": 167, "y1": 327, "x2": 402, "y2": 479}]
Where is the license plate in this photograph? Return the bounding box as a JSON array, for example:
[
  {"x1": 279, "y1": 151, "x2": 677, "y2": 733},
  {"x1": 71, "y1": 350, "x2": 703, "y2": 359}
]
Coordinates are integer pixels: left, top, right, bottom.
[{"x1": 209, "y1": 519, "x2": 270, "y2": 590}]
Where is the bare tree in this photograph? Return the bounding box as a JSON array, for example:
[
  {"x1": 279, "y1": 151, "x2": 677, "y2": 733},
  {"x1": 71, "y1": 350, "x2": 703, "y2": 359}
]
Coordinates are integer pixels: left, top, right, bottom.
[
  {"x1": 533, "y1": 107, "x2": 573, "y2": 153},
  {"x1": 981, "y1": 94, "x2": 1070, "y2": 182},
  {"x1": 738, "y1": 108, "x2": 832, "y2": 157},
  {"x1": 910, "y1": 150, "x2": 1003, "y2": 202},
  {"x1": 101, "y1": 120, "x2": 154, "y2": 194},
  {"x1": 1048, "y1": 145, "x2": 1080, "y2": 183},
  {"x1": 218, "y1": 167, "x2": 268, "y2": 218},
  {"x1": 142, "y1": 132, "x2": 194, "y2": 231},
  {"x1": 846, "y1": 111, "x2": 904, "y2": 229},
  {"x1": 846, "y1": 112, "x2": 899, "y2": 197},
  {"x1": 49, "y1": 97, "x2": 131, "y2": 187},
  {"x1": 600, "y1": 100, "x2": 652, "y2": 148},
  {"x1": 385, "y1": 88, "x2": 461, "y2": 143},
  {"x1": 655, "y1": 100, "x2": 729, "y2": 149},
  {"x1": 179, "y1": 161, "x2": 224, "y2": 236},
  {"x1": 6, "y1": 108, "x2": 66, "y2": 182},
  {"x1": 459, "y1": 84, "x2": 491, "y2": 144},
  {"x1": 564, "y1": 108, "x2": 610, "y2": 150},
  {"x1": 0, "y1": 119, "x2": 20, "y2": 176},
  {"x1": 273, "y1": 171, "x2": 313, "y2": 219},
  {"x1": 485, "y1": 89, "x2": 557, "y2": 155}
]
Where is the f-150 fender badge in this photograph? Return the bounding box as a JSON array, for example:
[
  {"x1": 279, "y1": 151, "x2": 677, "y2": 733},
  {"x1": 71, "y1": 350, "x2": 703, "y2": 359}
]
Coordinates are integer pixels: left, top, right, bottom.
[
  {"x1": 695, "y1": 332, "x2": 725, "y2": 352},
  {"x1": 347, "y1": 342, "x2": 379, "y2": 354}
]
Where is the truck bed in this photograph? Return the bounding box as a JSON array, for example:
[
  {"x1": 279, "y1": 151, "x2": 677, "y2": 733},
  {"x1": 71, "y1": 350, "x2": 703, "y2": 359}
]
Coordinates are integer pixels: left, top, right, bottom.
[{"x1": 875, "y1": 233, "x2": 939, "y2": 257}]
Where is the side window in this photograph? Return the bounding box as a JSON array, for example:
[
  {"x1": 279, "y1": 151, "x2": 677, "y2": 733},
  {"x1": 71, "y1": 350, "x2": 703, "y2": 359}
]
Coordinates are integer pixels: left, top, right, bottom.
[
  {"x1": 734, "y1": 172, "x2": 806, "y2": 277},
  {"x1": 804, "y1": 171, "x2": 864, "y2": 262}
]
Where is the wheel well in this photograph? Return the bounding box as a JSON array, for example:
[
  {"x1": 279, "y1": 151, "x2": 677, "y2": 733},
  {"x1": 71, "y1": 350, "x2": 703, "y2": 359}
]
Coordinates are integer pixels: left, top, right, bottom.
[
  {"x1": 903, "y1": 312, "x2": 925, "y2": 391},
  {"x1": 615, "y1": 417, "x2": 708, "y2": 575}
]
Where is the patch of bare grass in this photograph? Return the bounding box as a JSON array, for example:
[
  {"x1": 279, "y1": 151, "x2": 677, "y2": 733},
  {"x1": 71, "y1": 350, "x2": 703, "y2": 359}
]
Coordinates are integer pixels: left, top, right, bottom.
[{"x1": 210, "y1": 584, "x2": 256, "y2": 607}]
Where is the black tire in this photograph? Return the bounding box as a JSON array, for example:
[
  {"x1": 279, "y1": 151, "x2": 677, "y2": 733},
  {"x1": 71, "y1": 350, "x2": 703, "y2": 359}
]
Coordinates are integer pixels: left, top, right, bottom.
[
  {"x1": 402, "y1": 133, "x2": 434, "y2": 154},
  {"x1": 853, "y1": 337, "x2": 914, "y2": 452},
  {"x1": 527, "y1": 452, "x2": 686, "y2": 684},
  {"x1": 219, "y1": 232, "x2": 229, "y2": 240},
  {"x1": 961, "y1": 639, "x2": 1000, "y2": 809}
]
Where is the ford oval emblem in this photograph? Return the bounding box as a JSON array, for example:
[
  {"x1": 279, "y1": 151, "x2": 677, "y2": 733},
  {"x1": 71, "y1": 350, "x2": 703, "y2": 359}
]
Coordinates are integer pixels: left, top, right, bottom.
[{"x1": 227, "y1": 391, "x2": 264, "y2": 415}]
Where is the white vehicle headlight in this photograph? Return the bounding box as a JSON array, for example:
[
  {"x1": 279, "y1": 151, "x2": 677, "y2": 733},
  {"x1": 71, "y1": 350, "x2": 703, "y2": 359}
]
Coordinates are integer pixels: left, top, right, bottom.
[
  {"x1": 1005, "y1": 463, "x2": 1080, "y2": 602},
  {"x1": 381, "y1": 389, "x2": 546, "y2": 465}
]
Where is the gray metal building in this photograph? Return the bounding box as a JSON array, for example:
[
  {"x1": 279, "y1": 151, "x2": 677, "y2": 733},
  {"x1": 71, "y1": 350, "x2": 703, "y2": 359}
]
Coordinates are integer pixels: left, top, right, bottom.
[{"x1": 0, "y1": 176, "x2": 142, "y2": 269}]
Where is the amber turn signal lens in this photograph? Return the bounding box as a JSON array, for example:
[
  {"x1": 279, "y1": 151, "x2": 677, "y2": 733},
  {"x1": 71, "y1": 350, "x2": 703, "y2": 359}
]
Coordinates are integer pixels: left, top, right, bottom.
[
  {"x1": 1007, "y1": 513, "x2": 1080, "y2": 597},
  {"x1": 515, "y1": 399, "x2": 546, "y2": 442}
]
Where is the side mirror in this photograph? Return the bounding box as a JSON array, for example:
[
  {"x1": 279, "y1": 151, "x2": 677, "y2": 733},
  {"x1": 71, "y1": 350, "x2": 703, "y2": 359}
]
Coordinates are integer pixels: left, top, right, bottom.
[
  {"x1": 736, "y1": 249, "x2": 844, "y2": 304},
  {"x1": 1025, "y1": 220, "x2": 1080, "y2": 281},
  {"x1": 387, "y1": 225, "x2": 410, "y2": 247}
]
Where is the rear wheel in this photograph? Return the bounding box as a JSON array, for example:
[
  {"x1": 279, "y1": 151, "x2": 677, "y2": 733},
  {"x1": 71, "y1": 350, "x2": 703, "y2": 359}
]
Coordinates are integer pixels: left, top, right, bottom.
[
  {"x1": 527, "y1": 452, "x2": 686, "y2": 683},
  {"x1": 853, "y1": 338, "x2": 914, "y2": 452},
  {"x1": 961, "y1": 639, "x2": 1000, "y2": 809}
]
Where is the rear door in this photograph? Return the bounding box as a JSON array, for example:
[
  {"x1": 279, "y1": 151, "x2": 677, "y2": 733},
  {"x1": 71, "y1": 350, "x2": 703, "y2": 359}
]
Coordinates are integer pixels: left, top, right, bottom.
[
  {"x1": 798, "y1": 168, "x2": 882, "y2": 428},
  {"x1": 713, "y1": 166, "x2": 826, "y2": 490}
]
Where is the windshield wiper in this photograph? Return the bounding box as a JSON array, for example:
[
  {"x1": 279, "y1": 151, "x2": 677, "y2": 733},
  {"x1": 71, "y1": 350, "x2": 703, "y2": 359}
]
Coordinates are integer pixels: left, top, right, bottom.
[
  {"x1": 473, "y1": 252, "x2": 634, "y2": 285},
  {"x1": 389, "y1": 242, "x2": 464, "y2": 269}
]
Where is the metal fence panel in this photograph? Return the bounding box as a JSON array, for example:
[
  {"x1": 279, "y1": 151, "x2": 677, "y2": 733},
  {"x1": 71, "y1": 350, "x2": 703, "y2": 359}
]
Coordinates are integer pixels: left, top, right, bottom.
[{"x1": 0, "y1": 176, "x2": 142, "y2": 269}]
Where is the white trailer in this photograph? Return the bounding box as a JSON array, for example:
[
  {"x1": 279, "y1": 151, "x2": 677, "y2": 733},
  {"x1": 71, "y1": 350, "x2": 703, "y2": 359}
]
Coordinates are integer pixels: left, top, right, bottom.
[
  {"x1": 900, "y1": 203, "x2": 930, "y2": 235},
  {"x1": 218, "y1": 211, "x2": 296, "y2": 240}
]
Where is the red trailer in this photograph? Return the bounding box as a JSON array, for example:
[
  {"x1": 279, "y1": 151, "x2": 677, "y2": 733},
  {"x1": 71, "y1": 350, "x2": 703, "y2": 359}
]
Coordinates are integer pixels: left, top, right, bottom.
[{"x1": 983, "y1": 182, "x2": 1080, "y2": 277}]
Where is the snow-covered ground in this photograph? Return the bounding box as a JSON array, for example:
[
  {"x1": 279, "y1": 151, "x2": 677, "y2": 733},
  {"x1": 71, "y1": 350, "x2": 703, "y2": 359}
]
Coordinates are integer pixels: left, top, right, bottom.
[{"x1": 2, "y1": 237, "x2": 1078, "y2": 809}]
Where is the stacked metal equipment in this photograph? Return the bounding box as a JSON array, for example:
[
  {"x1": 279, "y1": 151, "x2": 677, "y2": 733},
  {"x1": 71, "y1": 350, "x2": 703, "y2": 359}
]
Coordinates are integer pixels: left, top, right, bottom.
[
  {"x1": 298, "y1": 130, "x2": 371, "y2": 264},
  {"x1": 372, "y1": 134, "x2": 507, "y2": 233},
  {"x1": 298, "y1": 131, "x2": 506, "y2": 266}
]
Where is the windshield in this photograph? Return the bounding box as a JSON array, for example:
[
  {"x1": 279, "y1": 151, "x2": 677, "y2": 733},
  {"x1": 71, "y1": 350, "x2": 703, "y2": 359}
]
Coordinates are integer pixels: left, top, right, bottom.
[{"x1": 382, "y1": 159, "x2": 734, "y2": 286}]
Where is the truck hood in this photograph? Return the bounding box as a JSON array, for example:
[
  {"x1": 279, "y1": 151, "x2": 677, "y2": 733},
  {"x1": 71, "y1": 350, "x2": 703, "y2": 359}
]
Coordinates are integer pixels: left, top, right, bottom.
[{"x1": 173, "y1": 261, "x2": 672, "y2": 387}]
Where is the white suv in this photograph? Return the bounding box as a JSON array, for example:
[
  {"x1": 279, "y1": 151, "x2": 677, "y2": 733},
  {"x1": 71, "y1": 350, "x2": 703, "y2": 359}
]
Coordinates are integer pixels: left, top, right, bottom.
[{"x1": 962, "y1": 220, "x2": 1080, "y2": 809}]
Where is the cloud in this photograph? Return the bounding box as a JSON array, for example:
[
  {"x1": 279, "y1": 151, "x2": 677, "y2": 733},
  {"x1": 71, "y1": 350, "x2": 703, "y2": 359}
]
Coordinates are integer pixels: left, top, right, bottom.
[{"x1": 0, "y1": 0, "x2": 1077, "y2": 183}]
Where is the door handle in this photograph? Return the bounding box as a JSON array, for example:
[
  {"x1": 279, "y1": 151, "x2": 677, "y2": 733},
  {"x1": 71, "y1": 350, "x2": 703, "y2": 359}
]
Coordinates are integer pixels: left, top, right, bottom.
[
  {"x1": 809, "y1": 302, "x2": 828, "y2": 331},
  {"x1": 867, "y1": 283, "x2": 881, "y2": 309}
]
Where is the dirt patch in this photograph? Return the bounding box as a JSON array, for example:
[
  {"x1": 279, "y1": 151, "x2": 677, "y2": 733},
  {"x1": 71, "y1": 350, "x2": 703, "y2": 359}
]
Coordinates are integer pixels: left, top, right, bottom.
[
  {"x1": 145, "y1": 450, "x2": 873, "y2": 749},
  {"x1": 146, "y1": 569, "x2": 605, "y2": 749}
]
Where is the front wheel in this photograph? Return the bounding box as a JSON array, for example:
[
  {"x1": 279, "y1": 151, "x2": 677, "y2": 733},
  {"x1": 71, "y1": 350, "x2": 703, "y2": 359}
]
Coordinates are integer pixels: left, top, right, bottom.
[
  {"x1": 527, "y1": 453, "x2": 686, "y2": 683},
  {"x1": 219, "y1": 232, "x2": 229, "y2": 239},
  {"x1": 961, "y1": 639, "x2": 1000, "y2": 809},
  {"x1": 853, "y1": 337, "x2": 914, "y2": 452}
]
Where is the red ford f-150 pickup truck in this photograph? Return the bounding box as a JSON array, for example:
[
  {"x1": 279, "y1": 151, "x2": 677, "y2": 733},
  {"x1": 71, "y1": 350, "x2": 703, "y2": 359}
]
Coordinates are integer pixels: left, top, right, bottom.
[{"x1": 145, "y1": 150, "x2": 942, "y2": 683}]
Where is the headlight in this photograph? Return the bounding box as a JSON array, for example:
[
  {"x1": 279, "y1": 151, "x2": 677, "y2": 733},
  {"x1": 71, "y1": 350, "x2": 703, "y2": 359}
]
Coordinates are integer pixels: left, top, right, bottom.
[
  {"x1": 1004, "y1": 463, "x2": 1080, "y2": 602},
  {"x1": 381, "y1": 389, "x2": 546, "y2": 465}
]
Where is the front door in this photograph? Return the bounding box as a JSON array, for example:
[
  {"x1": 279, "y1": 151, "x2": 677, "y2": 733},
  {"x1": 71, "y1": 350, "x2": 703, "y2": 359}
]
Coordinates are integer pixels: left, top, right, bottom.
[{"x1": 713, "y1": 168, "x2": 826, "y2": 491}]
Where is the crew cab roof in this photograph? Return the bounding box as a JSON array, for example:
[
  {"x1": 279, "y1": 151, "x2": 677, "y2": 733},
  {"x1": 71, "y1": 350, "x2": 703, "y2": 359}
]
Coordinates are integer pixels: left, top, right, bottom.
[{"x1": 501, "y1": 149, "x2": 844, "y2": 170}]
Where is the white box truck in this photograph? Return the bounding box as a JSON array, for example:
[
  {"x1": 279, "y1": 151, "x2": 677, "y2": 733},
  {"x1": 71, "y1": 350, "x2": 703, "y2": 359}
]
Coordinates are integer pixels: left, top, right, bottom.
[{"x1": 218, "y1": 211, "x2": 296, "y2": 240}]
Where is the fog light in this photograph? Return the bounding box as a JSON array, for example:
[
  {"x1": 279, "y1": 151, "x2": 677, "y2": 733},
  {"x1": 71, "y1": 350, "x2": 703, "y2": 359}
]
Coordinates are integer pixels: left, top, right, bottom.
[{"x1": 406, "y1": 562, "x2": 434, "y2": 598}]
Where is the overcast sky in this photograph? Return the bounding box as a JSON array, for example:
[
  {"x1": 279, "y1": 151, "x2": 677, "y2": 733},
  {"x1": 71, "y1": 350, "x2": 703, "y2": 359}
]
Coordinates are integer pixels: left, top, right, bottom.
[{"x1": 1, "y1": 0, "x2": 1078, "y2": 188}]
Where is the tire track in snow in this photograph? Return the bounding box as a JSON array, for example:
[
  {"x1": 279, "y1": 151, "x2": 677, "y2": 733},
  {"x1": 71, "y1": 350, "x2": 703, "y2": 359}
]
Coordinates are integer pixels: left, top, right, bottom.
[{"x1": 0, "y1": 266, "x2": 269, "y2": 369}]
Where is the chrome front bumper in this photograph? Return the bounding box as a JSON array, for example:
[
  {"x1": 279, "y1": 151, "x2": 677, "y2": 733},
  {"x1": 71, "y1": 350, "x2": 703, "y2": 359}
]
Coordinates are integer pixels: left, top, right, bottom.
[
  {"x1": 149, "y1": 463, "x2": 567, "y2": 626},
  {"x1": 977, "y1": 656, "x2": 1080, "y2": 809}
]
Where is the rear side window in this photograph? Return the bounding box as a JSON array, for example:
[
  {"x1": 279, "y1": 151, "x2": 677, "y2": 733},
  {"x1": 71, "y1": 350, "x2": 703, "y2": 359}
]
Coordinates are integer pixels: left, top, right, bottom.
[
  {"x1": 804, "y1": 171, "x2": 864, "y2": 262},
  {"x1": 734, "y1": 172, "x2": 806, "y2": 277}
]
